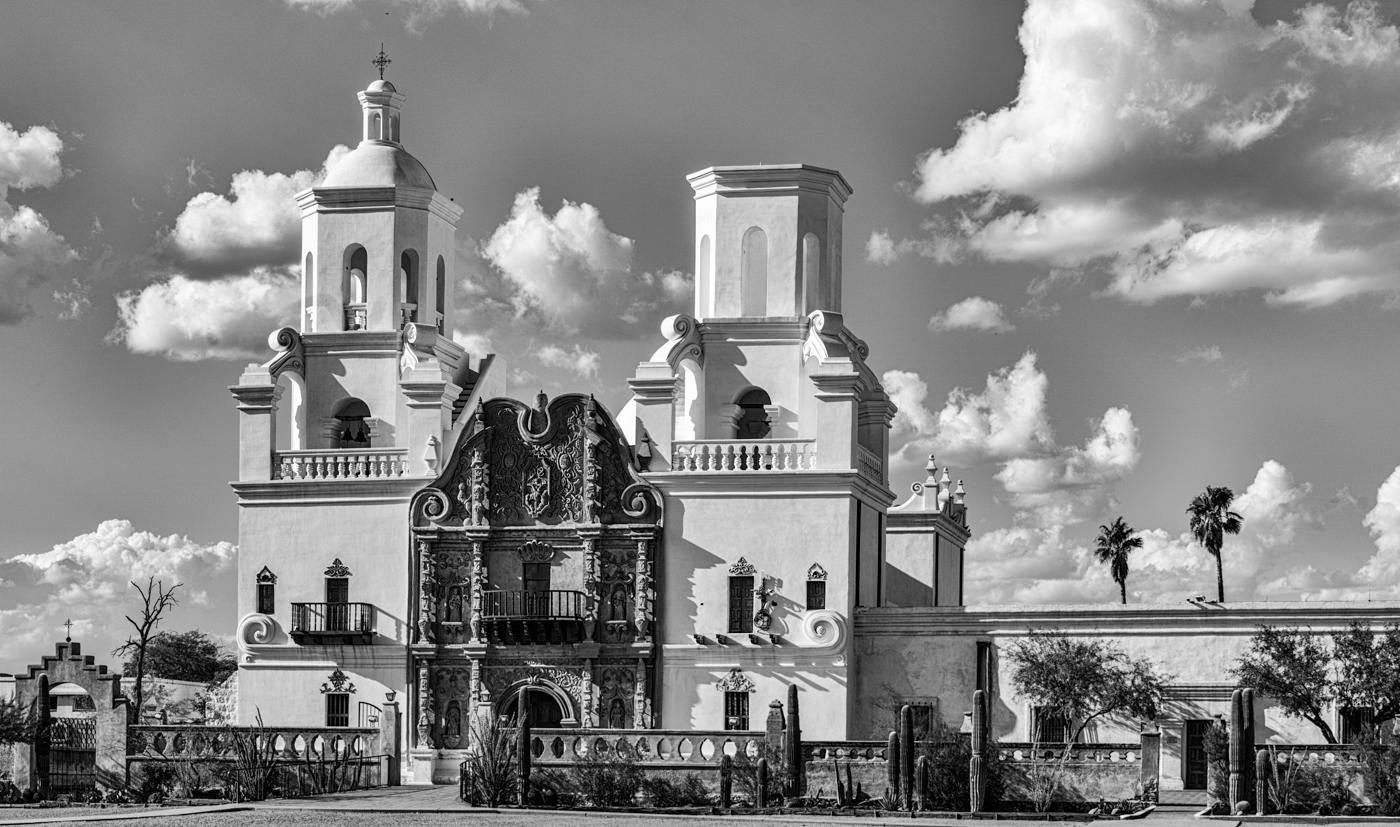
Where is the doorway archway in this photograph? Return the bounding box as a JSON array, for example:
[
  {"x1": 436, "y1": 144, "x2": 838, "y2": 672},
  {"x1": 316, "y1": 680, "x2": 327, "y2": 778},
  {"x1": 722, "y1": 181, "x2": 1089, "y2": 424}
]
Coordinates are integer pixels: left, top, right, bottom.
[{"x1": 497, "y1": 685, "x2": 567, "y2": 728}]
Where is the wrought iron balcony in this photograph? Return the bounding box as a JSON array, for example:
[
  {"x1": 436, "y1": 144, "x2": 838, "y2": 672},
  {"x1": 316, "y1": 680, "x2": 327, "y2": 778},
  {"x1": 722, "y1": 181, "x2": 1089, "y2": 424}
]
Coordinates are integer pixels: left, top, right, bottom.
[
  {"x1": 480, "y1": 590, "x2": 585, "y2": 646},
  {"x1": 290, "y1": 602, "x2": 375, "y2": 645}
]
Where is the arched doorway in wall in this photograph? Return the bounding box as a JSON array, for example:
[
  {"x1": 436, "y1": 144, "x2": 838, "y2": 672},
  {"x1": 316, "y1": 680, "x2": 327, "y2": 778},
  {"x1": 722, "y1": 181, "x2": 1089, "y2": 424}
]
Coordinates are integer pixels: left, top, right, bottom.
[
  {"x1": 46, "y1": 683, "x2": 96, "y2": 797},
  {"x1": 331, "y1": 397, "x2": 372, "y2": 448},
  {"x1": 734, "y1": 388, "x2": 772, "y2": 439},
  {"x1": 498, "y1": 685, "x2": 566, "y2": 728}
]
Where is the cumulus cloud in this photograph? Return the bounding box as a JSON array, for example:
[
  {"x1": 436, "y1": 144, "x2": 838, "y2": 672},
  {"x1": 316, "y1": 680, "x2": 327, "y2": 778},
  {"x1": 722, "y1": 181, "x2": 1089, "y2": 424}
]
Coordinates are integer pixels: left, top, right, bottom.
[
  {"x1": 108, "y1": 268, "x2": 299, "y2": 361},
  {"x1": 536, "y1": 344, "x2": 601, "y2": 379},
  {"x1": 163, "y1": 146, "x2": 349, "y2": 273},
  {"x1": 0, "y1": 121, "x2": 78, "y2": 324},
  {"x1": 480, "y1": 188, "x2": 690, "y2": 338},
  {"x1": 0, "y1": 520, "x2": 236, "y2": 663},
  {"x1": 1176, "y1": 345, "x2": 1224, "y2": 364},
  {"x1": 890, "y1": 0, "x2": 1400, "y2": 307},
  {"x1": 930, "y1": 296, "x2": 1015, "y2": 333},
  {"x1": 284, "y1": 0, "x2": 531, "y2": 25},
  {"x1": 900, "y1": 352, "x2": 1055, "y2": 468},
  {"x1": 866, "y1": 229, "x2": 960, "y2": 265}
]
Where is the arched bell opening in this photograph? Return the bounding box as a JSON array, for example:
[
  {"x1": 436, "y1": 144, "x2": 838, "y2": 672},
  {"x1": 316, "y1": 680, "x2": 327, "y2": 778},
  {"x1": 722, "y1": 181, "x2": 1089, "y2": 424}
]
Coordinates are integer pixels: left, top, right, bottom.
[{"x1": 331, "y1": 397, "x2": 372, "y2": 449}]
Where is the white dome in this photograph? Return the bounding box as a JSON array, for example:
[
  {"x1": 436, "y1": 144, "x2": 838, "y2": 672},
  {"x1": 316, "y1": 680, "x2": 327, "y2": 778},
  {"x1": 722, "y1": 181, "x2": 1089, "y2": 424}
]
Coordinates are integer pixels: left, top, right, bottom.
[{"x1": 320, "y1": 142, "x2": 436, "y2": 190}]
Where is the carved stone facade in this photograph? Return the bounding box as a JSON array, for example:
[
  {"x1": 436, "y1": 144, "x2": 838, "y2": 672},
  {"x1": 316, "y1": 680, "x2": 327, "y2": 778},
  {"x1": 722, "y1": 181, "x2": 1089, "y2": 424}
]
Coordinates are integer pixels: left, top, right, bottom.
[{"x1": 409, "y1": 393, "x2": 662, "y2": 743}]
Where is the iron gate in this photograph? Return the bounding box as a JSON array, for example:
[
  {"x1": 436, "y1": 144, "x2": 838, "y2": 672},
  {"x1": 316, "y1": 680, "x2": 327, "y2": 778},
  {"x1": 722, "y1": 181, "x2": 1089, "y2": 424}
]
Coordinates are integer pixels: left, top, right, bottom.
[{"x1": 49, "y1": 717, "x2": 96, "y2": 796}]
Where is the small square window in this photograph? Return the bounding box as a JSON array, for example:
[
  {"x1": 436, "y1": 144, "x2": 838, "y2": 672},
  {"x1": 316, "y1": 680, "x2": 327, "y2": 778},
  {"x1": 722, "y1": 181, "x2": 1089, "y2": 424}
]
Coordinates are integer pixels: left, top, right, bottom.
[
  {"x1": 326, "y1": 693, "x2": 349, "y2": 728},
  {"x1": 806, "y1": 580, "x2": 826, "y2": 610},
  {"x1": 724, "y1": 691, "x2": 749, "y2": 731},
  {"x1": 1032, "y1": 706, "x2": 1070, "y2": 743}
]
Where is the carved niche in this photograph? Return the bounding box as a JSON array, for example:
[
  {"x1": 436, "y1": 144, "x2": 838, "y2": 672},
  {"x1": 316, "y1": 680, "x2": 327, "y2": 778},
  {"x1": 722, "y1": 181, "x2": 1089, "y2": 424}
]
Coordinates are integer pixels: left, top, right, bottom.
[{"x1": 598, "y1": 664, "x2": 636, "y2": 728}]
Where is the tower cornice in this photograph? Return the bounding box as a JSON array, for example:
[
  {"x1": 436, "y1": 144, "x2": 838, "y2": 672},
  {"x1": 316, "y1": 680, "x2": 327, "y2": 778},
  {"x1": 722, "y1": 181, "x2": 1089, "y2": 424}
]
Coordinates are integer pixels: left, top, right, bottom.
[{"x1": 687, "y1": 164, "x2": 852, "y2": 204}]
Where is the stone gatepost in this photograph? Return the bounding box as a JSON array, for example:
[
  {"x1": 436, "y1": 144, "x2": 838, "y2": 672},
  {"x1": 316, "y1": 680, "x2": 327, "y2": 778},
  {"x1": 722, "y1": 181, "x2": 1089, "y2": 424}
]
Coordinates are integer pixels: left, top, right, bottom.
[
  {"x1": 1139, "y1": 728, "x2": 1161, "y2": 801},
  {"x1": 381, "y1": 692, "x2": 402, "y2": 786}
]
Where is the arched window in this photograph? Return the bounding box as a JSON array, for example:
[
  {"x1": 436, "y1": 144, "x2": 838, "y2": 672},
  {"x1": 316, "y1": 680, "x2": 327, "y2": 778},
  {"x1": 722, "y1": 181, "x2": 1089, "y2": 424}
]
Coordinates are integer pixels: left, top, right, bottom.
[
  {"x1": 390, "y1": 114, "x2": 400, "y2": 143},
  {"x1": 740, "y1": 227, "x2": 767, "y2": 316},
  {"x1": 275, "y1": 372, "x2": 306, "y2": 451},
  {"x1": 370, "y1": 112, "x2": 382, "y2": 141},
  {"x1": 735, "y1": 388, "x2": 772, "y2": 439},
  {"x1": 331, "y1": 398, "x2": 371, "y2": 449},
  {"x1": 802, "y1": 232, "x2": 821, "y2": 313},
  {"x1": 697, "y1": 235, "x2": 711, "y2": 317},
  {"x1": 400, "y1": 250, "x2": 419, "y2": 324},
  {"x1": 344, "y1": 246, "x2": 367, "y2": 330},
  {"x1": 435, "y1": 255, "x2": 446, "y2": 333}
]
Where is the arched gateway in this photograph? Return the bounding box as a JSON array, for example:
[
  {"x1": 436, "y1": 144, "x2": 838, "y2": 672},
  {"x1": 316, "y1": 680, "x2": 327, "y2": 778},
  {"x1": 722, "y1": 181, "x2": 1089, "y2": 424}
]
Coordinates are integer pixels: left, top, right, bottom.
[
  {"x1": 12, "y1": 641, "x2": 128, "y2": 796},
  {"x1": 407, "y1": 392, "x2": 662, "y2": 766}
]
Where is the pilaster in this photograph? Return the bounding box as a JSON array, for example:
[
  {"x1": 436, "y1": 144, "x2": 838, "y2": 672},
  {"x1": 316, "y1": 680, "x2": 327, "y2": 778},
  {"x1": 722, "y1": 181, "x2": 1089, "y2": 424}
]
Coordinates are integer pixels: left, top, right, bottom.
[
  {"x1": 628, "y1": 366, "x2": 678, "y2": 472},
  {"x1": 230, "y1": 375, "x2": 281, "y2": 482}
]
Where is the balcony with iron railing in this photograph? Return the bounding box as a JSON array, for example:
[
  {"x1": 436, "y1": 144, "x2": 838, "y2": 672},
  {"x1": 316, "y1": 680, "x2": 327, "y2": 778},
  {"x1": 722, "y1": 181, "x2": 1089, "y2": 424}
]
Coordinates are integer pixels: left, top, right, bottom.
[
  {"x1": 480, "y1": 590, "x2": 586, "y2": 646},
  {"x1": 291, "y1": 602, "x2": 375, "y2": 645}
]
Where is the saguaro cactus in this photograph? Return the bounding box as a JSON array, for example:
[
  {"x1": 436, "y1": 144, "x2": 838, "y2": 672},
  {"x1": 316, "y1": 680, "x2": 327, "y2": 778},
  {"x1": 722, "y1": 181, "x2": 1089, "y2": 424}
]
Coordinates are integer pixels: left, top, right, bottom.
[
  {"x1": 915, "y1": 754, "x2": 931, "y2": 811},
  {"x1": 786, "y1": 684, "x2": 804, "y2": 796},
  {"x1": 900, "y1": 704, "x2": 915, "y2": 812},
  {"x1": 757, "y1": 757, "x2": 769, "y2": 808},
  {"x1": 970, "y1": 689, "x2": 988, "y2": 813},
  {"x1": 1255, "y1": 747, "x2": 1271, "y2": 815},
  {"x1": 1228, "y1": 688, "x2": 1245, "y2": 812},
  {"x1": 517, "y1": 687, "x2": 532, "y2": 807},
  {"x1": 887, "y1": 731, "x2": 900, "y2": 802},
  {"x1": 1242, "y1": 688, "x2": 1256, "y2": 807},
  {"x1": 720, "y1": 754, "x2": 733, "y2": 809}
]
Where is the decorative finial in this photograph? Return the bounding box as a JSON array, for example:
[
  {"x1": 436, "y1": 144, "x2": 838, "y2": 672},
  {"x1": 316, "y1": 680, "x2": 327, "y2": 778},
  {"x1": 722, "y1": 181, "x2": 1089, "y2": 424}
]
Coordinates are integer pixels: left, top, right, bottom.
[
  {"x1": 63, "y1": 618, "x2": 73, "y2": 642},
  {"x1": 372, "y1": 43, "x2": 391, "y2": 80}
]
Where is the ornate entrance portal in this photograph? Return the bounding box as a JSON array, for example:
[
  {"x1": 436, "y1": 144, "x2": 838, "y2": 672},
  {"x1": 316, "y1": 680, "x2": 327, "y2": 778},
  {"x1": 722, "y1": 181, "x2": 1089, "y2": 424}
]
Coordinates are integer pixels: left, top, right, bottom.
[{"x1": 500, "y1": 687, "x2": 565, "y2": 728}]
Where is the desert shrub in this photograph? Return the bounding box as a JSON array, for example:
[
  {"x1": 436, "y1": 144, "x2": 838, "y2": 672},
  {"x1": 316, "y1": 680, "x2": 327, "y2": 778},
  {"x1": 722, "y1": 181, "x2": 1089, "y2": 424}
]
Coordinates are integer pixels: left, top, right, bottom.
[
  {"x1": 1203, "y1": 721, "x2": 1229, "y2": 808},
  {"x1": 1359, "y1": 729, "x2": 1400, "y2": 815},
  {"x1": 643, "y1": 773, "x2": 711, "y2": 807},
  {"x1": 568, "y1": 744, "x2": 644, "y2": 807},
  {"x1": 128, "y1": 761, "x2": 177, "y2": 802},
  {"x1": 460, "y1": 713, "x2": 518, "y2": 807},
  {"x1": 917, "y1": 716, "x2": 973, "y2": 810}
]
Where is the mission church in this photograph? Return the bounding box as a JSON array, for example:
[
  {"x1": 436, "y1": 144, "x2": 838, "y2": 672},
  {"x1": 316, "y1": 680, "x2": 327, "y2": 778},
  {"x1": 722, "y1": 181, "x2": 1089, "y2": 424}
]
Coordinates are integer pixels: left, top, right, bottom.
[{"x1": 229, "y1": 72, "x2": 1400, "y2": 789}]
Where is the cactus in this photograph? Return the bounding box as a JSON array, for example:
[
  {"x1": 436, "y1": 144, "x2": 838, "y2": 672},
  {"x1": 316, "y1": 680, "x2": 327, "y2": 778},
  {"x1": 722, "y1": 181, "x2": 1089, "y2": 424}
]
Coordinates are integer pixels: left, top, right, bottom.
[
  {"x1": 1228, "y1": 688, "x2": 1245, "y2": 812},
  {"x1": 915, "y1": 754, "x2": 930, "y2": 811},
  {"x1": 900, "y1": 704, "x2": 915, "y2": 812},
  {"x1": 834, "y1": 758, "x2": 847, "y2": 805},
  {"x1": 517, "y1": 686, "x2": 532, "y2": 807},
  {"x1": 970, "y1": 689, "x2": 988, "y2": 813},
  {"x1": 757, "y1": 757, "x2": 769, "y2": 808},
  {"x1": 1243, "y1": 688, "x2": 1256, "y2": 807},
  {"x1": 887, "y1": 730, "x2": 900, "y2": 802},
  {"x1": 720, "y1": 754, "x2": 733, "y2": 809},
  {"x1": 787, "y1": 684, "x2": 804, "y2": 796},
  {"x1": 1255, "y1": 747, "x2": 1271, "y2": 815}
]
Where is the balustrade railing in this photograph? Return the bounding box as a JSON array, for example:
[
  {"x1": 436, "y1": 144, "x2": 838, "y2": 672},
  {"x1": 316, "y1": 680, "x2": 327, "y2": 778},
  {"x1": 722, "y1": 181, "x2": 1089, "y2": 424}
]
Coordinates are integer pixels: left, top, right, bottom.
[
  {"x1": 273, "y1": 448, "x2": 409, "y2": 480},
  {"x1": 291, "y1": 602, "x2": 375, "y2": 635},
  {"x1": 128, "y1": 724, "x2": 380, "y2": 762},
  {"x1": 1261, "y1": 744, "x2": 1365, "y2": 765},
  {"x1": 803, "y1": 740, "x2": 890, "y2": 762},
  {"x1": 672, "y1": 439, "x2": 817, "y2": 472},
  {"x1": 481, "y1": 590, "x2": 584, "y2": 620},
  {"x1": 995, "y1": 742, "x2": 1140, "y2": 763},
  {"x1": 344, "y1": 303, "x2": 367, "y2": 331},
  {"x1": 525, "y1": 728, "x2": 761, "y2": 767},
  {"x1": 856, "y1": 444, "x2": 884, "y2": 483}
]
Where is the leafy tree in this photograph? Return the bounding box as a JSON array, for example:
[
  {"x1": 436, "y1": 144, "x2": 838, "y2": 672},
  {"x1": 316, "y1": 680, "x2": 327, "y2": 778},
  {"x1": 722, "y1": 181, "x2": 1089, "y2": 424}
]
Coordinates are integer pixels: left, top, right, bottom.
[
  {"x1": 112, "y1": 576, "x2": 181, "y2": 720},
  {"x1": 1094, "y1": 517, "x2": 1143, "y2": 605},
  {"x1": 1187, "y1": 485, "x2": 1242, "y2": 603},
  {"x1": 1005, "y1": 631, "x2": 1170, "y2": 751},
  {"x1": 122, "y1": 630, "x2": 236, "y2": 686},
  {"x1": 1231, "y1": 625, "x2": 1337, "y2": 744},
  {"x1": 0, "y1": 697, "x2": 38, "y2": 746},
  {"x1": 1332, "y1": 621, "x2": 1400, "y2": 727}
]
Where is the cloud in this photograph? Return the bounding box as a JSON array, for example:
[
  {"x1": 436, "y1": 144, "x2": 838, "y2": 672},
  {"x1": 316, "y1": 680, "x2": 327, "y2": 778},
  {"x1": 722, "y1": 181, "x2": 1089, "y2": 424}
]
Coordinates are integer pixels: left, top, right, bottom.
[
  {"x1": 1176, "y1": 345, "x2": 1223, "y2": 364},
  {"x1": 535, "y1": 344, "x2": 601, "y2": 379},
  {"x1": 0, "y1": 520, "x2": 236, "y2": 664},
  {"x1": 995, "y1": 406, "x2": 1140, "y2": 526},
  {"x1": 907, "y1": 352, "x2": 1054, "y2": 468},
  {"x1": 930, "y1": 296, "x2": 1015, "y2": 333},
  {"x1": 897, "y1": 0, "x2": 1400, "y2": 307},
  {"x1": 283, "y1": 0, "x2": 531, "y2": 25},
  {"x1": 479, "y1": 188, "x2": 691, "y2": 338},
  {"x1": 865, "y1": 229, "x2": 961, "y2": 265},
  {"x1": 108, "y1": 268, "x2": 299, "y2": 361},
  {"x1": 163, "y1": 146, "x2": 349, "y2": 273},
  {"x1": 0, "y1": 121, "x2": 78, "y2": 324}
]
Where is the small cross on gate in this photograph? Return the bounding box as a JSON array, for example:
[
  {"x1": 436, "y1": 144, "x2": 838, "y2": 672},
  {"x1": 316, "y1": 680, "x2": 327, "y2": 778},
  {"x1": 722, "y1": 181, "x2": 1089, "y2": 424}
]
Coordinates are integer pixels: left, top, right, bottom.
[
  {"x1": 372, "y1": 44, "x2": 391, "y2": 80},
  {"x1": 63, "y1": 618, "x2": 72, "y2": 642}
]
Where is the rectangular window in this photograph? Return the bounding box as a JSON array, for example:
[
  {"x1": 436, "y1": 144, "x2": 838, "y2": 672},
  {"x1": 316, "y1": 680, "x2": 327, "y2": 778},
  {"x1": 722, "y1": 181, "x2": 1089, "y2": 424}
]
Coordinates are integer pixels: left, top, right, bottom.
[
  {"x1": 257, "y1": 582, "x2": 275, "y2": 615},
  {"x1": 1341, "y1": 707, "x2": 1375, "y2": 743},
  {"x1": 326, "y1": 693, "x2": 349, "y2": 728},
  {"x1": 524, "y1": 562, "x2": 550, "y2": 616},
  {"x1": 905, "y1": 702, "x2": 936, "y2": 740},
  {"x1": 806, "y1": 580, "x2": 826, "y2": 610},
  {"x1": 326, "y1": 578, "x2": 349, "y2": 631},
  {"x1": 728, "y1": 576, "x2": 754, "y2": 633},
  {"x1": 1032, "y1": 706, "x2": 1070, "y2": 744},
  {"x1": 724, "y1": 691, "x2": 749, "y2": 731}
]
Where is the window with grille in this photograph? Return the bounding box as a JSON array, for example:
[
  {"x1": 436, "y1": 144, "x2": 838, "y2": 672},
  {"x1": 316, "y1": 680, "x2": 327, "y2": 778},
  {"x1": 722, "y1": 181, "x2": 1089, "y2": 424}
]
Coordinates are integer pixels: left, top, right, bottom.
[
  {"x1": 1341, "y1": 707, "x2": 1375, "y2": 743},
  {"x1": 724, "y1": 691, "x2": 749, "y2": 731},
  {"x1": 806, "y1": 580, "x2": 826, "y2": 610},
  {"x1": 728, "y1": 576, "x2": 754, "y2": 633},
  {"x1": 326, "y1": 693, "x2": 350, "y2": 728},
  {"x1": 257, "y1": 581, "x2": 275, "y2": 615},
  {"x1": 1032, "y1": 706, "x2": 1070, "y2": 744}
]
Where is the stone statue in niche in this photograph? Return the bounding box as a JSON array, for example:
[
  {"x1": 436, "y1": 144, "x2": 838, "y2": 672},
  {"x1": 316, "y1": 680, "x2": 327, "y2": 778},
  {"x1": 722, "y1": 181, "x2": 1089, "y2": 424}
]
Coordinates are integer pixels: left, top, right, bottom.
[
  {"x1": 524, "y1": 461, "x2": 550, "y2": 518},
  {"x1": 610, "y1": 587, "x2": 627, "y2": 622},
  {"x1": 444, "y1": 701, "x2": 462, "y2": 748},
  {"x1": 608, "y1": 698, "x2": 626, "y2": 729},
  {"x1": 446, "y1": 586, "x2": 463, "y2": 623}
]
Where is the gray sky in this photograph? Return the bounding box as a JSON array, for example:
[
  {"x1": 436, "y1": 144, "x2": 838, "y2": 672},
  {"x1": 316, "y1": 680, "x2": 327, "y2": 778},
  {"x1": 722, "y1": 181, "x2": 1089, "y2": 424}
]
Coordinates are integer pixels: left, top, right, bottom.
[{"x1": 2, "y1": 0, "x2": 1399, "y2": 666}]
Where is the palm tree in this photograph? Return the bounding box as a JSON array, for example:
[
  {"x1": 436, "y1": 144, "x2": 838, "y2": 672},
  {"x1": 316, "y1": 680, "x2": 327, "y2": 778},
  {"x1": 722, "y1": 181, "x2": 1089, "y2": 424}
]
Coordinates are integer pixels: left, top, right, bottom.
[
  {"x1": 1187, "y1": 485, "x2": 1243, "y2": 603},
  {"x1": 1094, "y1": 517, "x2": 1143, "y2": 605}
]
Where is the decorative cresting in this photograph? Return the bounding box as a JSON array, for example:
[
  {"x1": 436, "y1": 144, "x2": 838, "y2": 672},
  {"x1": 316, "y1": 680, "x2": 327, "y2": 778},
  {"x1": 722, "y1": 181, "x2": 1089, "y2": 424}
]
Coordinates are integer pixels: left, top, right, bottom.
[
  {"x1": 412, "y1": 392, "x2": 662, "y2": 529},
  {"x1": 325, "y1": 559, "x2": 352, "y2": 578},
  {"x1": 321, "y1": 669, "x2": 357, "y2": 694},
  {"x1": 517, "y1": 540, "x2": 555, "y2": 564},
  {"x1": 716, "y1": 669, "x2": 755, "y2": 693},
  {"x1": 729, "y1": 558, "x2": 757, "y2": 577},
  {"x1": 256, "y1": 566, "x2": 277, "y2": 585},
  {"x1": 807, "y1": 563, "x2": 827, "y2": 581},
  {"x1": 646, "y1": 313, "x2": 704, "y2": 370}
]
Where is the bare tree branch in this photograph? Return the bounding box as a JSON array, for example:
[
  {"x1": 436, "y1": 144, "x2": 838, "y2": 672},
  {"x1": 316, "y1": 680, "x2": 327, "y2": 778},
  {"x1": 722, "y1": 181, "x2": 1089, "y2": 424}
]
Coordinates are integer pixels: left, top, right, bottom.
[{"x1": 111, "y1": 576, "x2": 180, "y2": 721}]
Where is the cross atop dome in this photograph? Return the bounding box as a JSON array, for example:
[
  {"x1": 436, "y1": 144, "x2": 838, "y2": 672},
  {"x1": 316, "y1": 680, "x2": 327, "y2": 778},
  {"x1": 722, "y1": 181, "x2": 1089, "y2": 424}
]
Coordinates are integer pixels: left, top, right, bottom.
[{"x1": 372, "y1": 43, "x2": 391, "y2": 80}]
